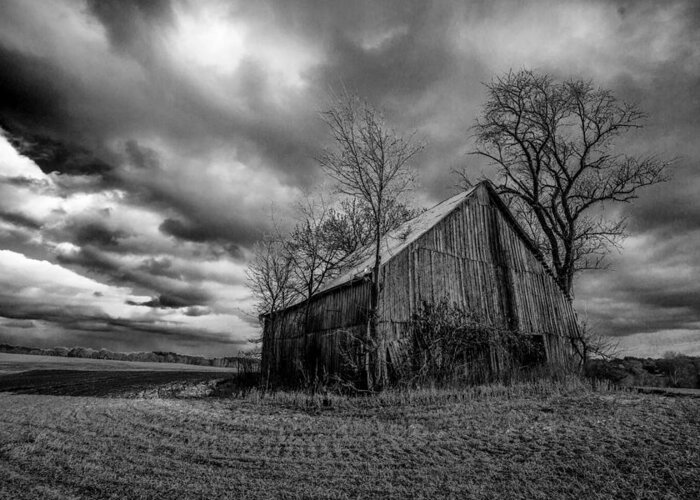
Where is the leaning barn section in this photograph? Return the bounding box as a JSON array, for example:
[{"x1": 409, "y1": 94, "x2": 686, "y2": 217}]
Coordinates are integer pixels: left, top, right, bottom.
[{"x1": 261, "y1": 181, "x2": 579, "y2": 384}]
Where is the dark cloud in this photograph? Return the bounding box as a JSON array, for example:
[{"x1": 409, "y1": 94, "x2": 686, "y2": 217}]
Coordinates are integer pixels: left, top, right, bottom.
[
  {"x1": 0, "y1": 210, "x2": 42, "y2": 230},
  {"x1": 0, "y1": 325, "x2": 243, "y2": 357},
  {"x1": 157, "y1": 217, "x2": 246, "y2": 258},
  {"x1": 127, "y1": 292, "x2": 210, "y2": 309},
  {"x1": 3, "y1": 129, "x2": 114, "y2": 177},
  {"x1": 265, "y1": 1, "x2": 491, "y2": 197},
  {"x1": 0, "y1": 174, "x2": 50, "y2": 189},
  {"x1": 125, "y1": 140, "x2": 160, "y2": 170},
  {"x1": 625, "y1": 185, "x2": 700, "y2": 236},
  {"x1": 0, "y1": 45, "x2": 68, "y2": 134},
  {"x1": 0, "y1": 1, "x2": 321, "y2": 253},
  {"x1": 1, "y1": 319, "x2": 35, "y2": 329},
  {"x1": 0, "y1": 226, "x2": 45, "y2": 262},
  {"x1": 304, "y1": 2, "x2": 465, "y2": 98},
  {"x1": 577, "y1": 227, "x2": 700, "y2": 339},
  {"x1": 0, "y1": 297, "x2": 213, "y2": 343},
  {"x1": 595, "y1": 287, "x2": 700, "y2": 337},
  {"x1": 183, "y1": 306, "x2": 211, "y2": 317},
  {"x1": 71, "y1": 222, "x2": 128, "y2": 248},
  {"x1": 56, "y1": 246, "x2": 212, "y2": 307},
  {"x1": 159, "y1": 218, "x2": 211, "y2": 243},
  {"x1": 2, "y1": 1, "x2": 322, "y2": 186},
  {"x1": 137, "y1": 255, "x2": 244, "y2": 286},
  {"x1": 0, "y1": 303, "x2": 242, "y2": 356},
  {"x1": 86, "y1": 0, "x2": 174, "y2": 53},
  {"x1": 0, "y1": 301, "x2": 109, "y2": 328},
  {"x1": 138, "y1": 257, "x2": 175, "y2": 278}
]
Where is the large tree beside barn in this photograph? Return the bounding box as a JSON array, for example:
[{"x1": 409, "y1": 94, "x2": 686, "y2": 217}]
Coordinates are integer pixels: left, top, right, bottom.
[
  {"x1": 472, "y1": 70, "x2": 671, "y2": 295},
  {"x1": 470, "y1": 70, "x2": 671, "y2": 362}
]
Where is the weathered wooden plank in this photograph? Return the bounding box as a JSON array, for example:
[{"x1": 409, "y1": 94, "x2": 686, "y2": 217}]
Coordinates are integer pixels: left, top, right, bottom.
[{"x1": 262, "y1": 183, "x2": 578, "y2": 384}]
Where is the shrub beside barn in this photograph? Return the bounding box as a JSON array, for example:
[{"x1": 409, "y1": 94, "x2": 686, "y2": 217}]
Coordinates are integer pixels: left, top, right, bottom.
[{"x1": 261, "y1": 181, "x2": 579, "y2": 385}]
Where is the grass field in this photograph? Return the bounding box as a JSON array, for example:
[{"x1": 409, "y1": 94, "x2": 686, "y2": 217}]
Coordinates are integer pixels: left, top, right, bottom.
[
  {"x1": 0, "y1": 369, "x2": 234, "y2": 398},
  {"x1": 0, "y1": 352, "x2": 236, "y2": 374},
  {"x1": 1, "y1": 366, "x2": 699, "y2": 500}
]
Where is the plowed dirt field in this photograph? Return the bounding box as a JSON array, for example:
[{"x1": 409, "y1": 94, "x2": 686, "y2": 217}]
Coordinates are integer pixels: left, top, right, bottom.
[{"x1": 1, "y1": 366, "x2": 699, "y2": 499}]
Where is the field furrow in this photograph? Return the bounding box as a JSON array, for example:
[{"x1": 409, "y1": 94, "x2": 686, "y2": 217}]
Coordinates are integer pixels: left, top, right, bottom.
[{"x1": 1, "y1": 384, "x2": 699, "y2": 499}]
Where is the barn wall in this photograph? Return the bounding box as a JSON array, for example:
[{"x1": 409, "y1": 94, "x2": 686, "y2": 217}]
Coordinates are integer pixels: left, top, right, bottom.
[
  {"x1": 378, "y1": 184, "x2": 577, "y2": 366},
  {"x1": 261, "y1": 280, "x2": 371, "y2": 384},
  {"x1": 263, "y1": 183, "x2": 579, "y2": 385}
]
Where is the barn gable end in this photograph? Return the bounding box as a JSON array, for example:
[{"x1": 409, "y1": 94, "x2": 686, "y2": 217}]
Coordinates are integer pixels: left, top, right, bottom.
[
  {"x1": 261, "y1": 181, "x2": 578, "y2": 384},
  {"x1": 377, "y1": 182, "x2": 578, "y2": 367}
]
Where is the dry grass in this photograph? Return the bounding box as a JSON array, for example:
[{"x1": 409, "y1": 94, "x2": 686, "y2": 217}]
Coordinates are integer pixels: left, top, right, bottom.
[{"x1": 1, "y1": 375, "x2": 698, "y2": 499}]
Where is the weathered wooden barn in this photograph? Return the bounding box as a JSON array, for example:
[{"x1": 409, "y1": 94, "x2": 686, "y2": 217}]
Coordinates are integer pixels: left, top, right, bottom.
[{"x1": 261, "y1": 181, "x2": 579, "y2": 384}]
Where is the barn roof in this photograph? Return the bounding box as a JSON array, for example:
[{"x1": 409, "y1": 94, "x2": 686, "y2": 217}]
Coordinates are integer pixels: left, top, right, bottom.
[
  {"x1": 316, "y1": 184, "x2": 480, "y2": 294},
  {"x1": 262, "y1": 181, "x2": 561, "y2": 317}
]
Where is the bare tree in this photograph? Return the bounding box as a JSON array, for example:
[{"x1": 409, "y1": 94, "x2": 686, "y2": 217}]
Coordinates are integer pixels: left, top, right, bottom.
[
  {"x1": 319, "y1": 198, "x2": 373, "y2": 265},
  {"x1": 249, "y1": 193, "x2": 419, "y2": 316},
  {"x1": 572, "y1": 321, "x2": 620, "y2": 363},
  {"x1": 285, "y1": 195, "x2": 347, "y2": 303},
  {"x1": 318, "y1": 92, "x2": 424, "y2": 389},
  {"x1": 451, "y1": 165, "x2": 474, "y2": 192},
  {"x1": 245, "y1": 233, "x2": 297, "y2": 324},
  {"x1": 323, "y1": 197, "x2": 423, "y2": 259},
  {"x1": 472, "y1": 70, "x2": 671, "y2": 295}
]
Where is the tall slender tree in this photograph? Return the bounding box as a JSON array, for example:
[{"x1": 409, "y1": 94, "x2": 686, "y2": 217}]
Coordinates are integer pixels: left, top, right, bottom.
[{"x1": 318, "y1": 92, "x2": 424, "y2": 388}]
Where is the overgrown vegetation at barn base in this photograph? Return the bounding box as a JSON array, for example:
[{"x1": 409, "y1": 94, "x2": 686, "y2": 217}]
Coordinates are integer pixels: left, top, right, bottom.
[
  {"x1": 396, "y1": 299, "x2": 549, "y2": 386},
  {"x1": 265, "y1": 299, "x2": 576, "y2": 392}
]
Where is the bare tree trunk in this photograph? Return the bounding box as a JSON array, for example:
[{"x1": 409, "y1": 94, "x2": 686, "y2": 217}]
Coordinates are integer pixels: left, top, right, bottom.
[
  {"x1": 365, "y1": 221, "x2": 382, "y2": 391},
  {"x1": 318, "y1": 91, "x2": 423, "y2": 390},
  {"x1": 363, "y1": 319, "x2": 373, "y2": 391}
]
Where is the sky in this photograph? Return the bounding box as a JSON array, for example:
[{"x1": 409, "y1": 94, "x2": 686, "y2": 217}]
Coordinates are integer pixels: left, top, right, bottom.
[{"x1": 0, "y1": 0, "x2": 699, "y2": 358}]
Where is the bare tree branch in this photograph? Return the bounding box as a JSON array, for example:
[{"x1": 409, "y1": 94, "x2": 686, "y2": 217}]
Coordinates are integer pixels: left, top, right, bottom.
[
  {"x1": 245, "y1": 233, "x2": 298, "y2": 320},
  {"x1": 472, "y1": 69, "x2": 672, "y2": 294},
  {"x1": 318, "y1": 91, "x2": 424, "y2": 389}
]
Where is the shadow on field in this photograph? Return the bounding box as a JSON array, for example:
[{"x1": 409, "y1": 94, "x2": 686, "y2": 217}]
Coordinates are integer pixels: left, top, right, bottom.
[{"x1": 0, "y1": 370, "x2": 239, "y2": 397}]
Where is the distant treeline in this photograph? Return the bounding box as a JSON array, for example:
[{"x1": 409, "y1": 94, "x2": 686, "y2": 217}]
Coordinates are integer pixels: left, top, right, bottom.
[
  {"x1": 586, "y1": 355, "x2": 700, "y2": 389},
  {"x1": 0, "y1": 343, "x2": 259, "y2": 370}
]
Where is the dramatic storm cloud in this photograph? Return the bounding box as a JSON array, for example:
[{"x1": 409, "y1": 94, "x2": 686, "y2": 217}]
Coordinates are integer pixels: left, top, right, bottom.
[{"x1": 0, "y1": 0, "x2": 698, "y2": 356}]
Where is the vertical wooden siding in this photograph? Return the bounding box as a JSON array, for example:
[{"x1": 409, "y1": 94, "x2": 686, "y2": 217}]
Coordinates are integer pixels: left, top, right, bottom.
[
  {"x1": 263, "y1": 183, "x2": 579, "y2": 383},
  {"x1": 377, "y1": 184, "x2": 577, "y2": 365},
  {"x1": 261, "y1": 280, "x2": 371, "y2": 383}
]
